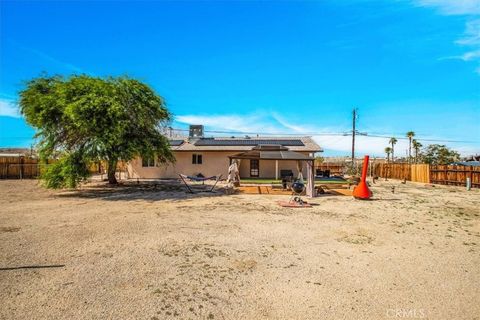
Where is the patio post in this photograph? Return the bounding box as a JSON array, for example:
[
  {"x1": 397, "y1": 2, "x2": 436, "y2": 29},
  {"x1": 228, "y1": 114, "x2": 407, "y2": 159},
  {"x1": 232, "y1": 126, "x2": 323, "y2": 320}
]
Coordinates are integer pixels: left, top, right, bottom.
[
  {"x1": 306, "y1": 160, "x2": 315, "y2": 198},
  {"x1": 275, "y1": 160, "x2": 278, "y2": 180}
]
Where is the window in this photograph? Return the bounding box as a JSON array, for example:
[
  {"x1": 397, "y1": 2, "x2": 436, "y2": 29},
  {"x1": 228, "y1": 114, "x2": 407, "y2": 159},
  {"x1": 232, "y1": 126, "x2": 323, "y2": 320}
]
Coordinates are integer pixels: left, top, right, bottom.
[
  {"x1": 192, "y1": 154, "x2": 203, "y2": 165},
  {"x1": 142, "y1": 156, "x2": 155, "y2": 167},
  {"x1": 250, "y1": 159, "x2": 259, "y2": 177}
]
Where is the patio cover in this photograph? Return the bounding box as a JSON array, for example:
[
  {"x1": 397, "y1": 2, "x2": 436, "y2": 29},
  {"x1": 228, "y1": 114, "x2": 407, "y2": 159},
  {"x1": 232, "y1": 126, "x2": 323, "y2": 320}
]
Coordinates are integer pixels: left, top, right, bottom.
[
  {"x1": 229, "y1": 150, "x2": 313, "y2": 161},
  {"x1": 228, "y1": 145, "x2": 314, "y2": 161},
  {"x1": 228, "y1": 146, "x2": 316, "y2": 197}
]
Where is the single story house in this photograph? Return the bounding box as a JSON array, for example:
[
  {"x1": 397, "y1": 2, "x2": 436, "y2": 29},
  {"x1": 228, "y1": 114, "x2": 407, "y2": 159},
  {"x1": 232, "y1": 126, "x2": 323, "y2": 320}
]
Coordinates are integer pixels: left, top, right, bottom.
[{"x1": 127, "y1": 126, "x2": 322, "y2": 179}]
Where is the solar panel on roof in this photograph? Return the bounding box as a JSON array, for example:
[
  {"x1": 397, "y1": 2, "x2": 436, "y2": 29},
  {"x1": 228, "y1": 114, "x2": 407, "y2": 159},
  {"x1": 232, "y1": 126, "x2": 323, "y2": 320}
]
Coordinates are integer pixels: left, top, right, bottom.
[
  {"x1": 194, "y1": 139, "x2": 304, "y2": 146},
  {"x1": 260, "y1": 151, "x2": 312, "y2": 160},
  {"x1": 169, "y1": 140, "x2": 184, "y2": 146}
]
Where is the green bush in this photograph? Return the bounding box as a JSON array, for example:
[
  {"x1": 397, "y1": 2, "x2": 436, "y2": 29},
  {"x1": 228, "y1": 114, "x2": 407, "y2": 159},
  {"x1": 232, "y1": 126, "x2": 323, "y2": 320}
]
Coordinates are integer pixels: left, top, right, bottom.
[{"x1": 41, "y1": 153, "x2": 90, "y2": 189}]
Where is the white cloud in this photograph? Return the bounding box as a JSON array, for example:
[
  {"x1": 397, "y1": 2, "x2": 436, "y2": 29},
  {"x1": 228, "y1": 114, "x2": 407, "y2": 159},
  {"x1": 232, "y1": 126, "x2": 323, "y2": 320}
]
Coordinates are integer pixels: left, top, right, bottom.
[
  {"x1": 311, "y1": 134, "x2": 409, "y2": 157},
  {"x1": 414, "y1": 0, "x2": 480, "y2": 15},
  {"x1": 175, "y1": 112, "x2": 477, "y2": 157},
  {"x1": 270, "y1": 113, "x2": 306, "y2": 133},
  {"x1": 0, "y1": 99, "x2": 20, "y2": 118},
  {"x1": 456, "y1": 19, "x2": 480, "y2": 45},
  {"x1": 453, "y1": 144, "x2": 480, "y2": 156},
  {"x1": 176, "y1": 114, "x2": 283, "y2": 134},
  {"x1": 413, "y1": 1, "x2": 480, "y2": 74},
  {"x1": 176, "y1": 112, "x2": 349, "y2": 138},
  {"x1": 28, "y1": 47, "x2": 84, "y2": 74},
  {"x1": 460, "y1": 49, "x2": 480, "y2": 61}
]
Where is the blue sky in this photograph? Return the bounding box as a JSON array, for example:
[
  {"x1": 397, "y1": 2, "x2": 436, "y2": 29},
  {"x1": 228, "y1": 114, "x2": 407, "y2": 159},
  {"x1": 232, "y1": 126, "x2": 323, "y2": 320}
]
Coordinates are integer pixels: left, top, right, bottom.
[{"x1": 0, "y1": 0, "x2": 479, "y2": 156}]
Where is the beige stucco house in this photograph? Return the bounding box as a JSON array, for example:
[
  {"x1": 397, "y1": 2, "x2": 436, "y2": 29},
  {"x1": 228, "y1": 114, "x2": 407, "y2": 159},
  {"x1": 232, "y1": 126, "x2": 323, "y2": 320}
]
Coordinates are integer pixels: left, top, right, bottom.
[{"x1": 127, "y1": 129, "x2": 321, "y2": 179}]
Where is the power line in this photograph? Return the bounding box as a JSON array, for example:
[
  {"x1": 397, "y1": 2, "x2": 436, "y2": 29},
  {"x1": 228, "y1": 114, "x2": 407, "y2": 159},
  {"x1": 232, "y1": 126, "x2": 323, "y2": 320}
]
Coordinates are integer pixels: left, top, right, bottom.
[
  {"x1": 167, "y1": 128, "x2": 350, "y2": 136},
  {"x1": 356, "y1": 133, "x2": 475, "y2": 144},
  {"x1": 194, "y1": 129, "x2": 476, "y2": 144},
  {"x1": 3, "y1": 129, "x2": 477, "y2": 144}
]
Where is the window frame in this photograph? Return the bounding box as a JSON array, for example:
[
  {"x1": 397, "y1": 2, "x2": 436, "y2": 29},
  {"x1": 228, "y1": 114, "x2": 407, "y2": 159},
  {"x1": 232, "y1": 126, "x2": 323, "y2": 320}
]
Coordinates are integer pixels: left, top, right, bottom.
[
  {"x1": 192, "y1": 154, "x2": 203, "y2": 165},
  {"x1": 142, "y1": 156, "x2": 155, "y2": 167},
  {"x1": 250, "y1": 159, "x2": 259, "y2": 177}
]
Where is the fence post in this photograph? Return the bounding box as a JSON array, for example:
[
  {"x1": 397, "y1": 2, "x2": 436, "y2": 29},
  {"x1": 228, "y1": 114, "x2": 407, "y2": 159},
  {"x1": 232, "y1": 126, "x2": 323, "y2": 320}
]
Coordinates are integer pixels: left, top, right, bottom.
[
  {"x1": 470, "y1": 168, "x2": 473, "y2": 188},
  {"x1": 20, "y1": 157, "x2": 24, "y2": 180},
  {"x1": 444, "y1": 166, "x2": 448, "y2": 186}
]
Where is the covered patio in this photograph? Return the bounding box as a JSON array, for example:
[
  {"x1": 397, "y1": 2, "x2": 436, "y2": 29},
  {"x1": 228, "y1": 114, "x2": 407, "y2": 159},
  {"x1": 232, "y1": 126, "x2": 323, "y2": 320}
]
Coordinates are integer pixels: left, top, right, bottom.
[{"x1": 228, "y1": 145, "x2": 316, "y2": 197}]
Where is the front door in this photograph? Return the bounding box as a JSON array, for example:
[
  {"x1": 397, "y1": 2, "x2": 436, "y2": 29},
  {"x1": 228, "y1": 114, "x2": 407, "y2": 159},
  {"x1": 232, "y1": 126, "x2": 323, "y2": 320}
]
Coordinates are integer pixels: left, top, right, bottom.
[{"x1": 250, "y1": 159, "x2": 259, "y2": 177}]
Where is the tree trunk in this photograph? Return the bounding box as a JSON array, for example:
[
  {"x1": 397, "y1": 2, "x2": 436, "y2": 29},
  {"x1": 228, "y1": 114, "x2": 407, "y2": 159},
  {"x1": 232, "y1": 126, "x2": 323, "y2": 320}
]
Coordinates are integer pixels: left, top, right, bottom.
[
  {"x1": 408, "y1": 139, "x2": 412, "y2": 163},
  {"x1": 107, "y1": 159, "x2": 118, "y2": 184}
]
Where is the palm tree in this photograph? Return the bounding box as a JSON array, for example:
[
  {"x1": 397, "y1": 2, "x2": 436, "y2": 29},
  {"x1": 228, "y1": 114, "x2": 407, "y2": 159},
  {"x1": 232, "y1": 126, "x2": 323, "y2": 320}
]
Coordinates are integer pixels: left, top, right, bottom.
[
  {"x1": 389, "y1": 137, "x2": 397, "y2": 162},
  {"x1": 384, "y1": 146, "x2": 392, "y2": 180},
  {"x1": 412, "y1": 139, "x2": 422, "y2": 163},
  {"x1": 385, "y1": 147, "x2": 392, "y2": 162},
  {"x1": 406, "y1": 131, "x2": 415, "y2": 163}
]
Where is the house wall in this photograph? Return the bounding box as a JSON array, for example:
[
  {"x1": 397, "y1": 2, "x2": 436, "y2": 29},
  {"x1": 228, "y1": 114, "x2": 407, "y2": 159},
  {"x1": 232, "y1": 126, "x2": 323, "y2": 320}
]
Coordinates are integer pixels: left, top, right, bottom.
[
  {"x1": 127, "y1": 151, "x2": 312, "y2": 179},
  {"x1": 127, "y1": 151, "x2": 236, "y2": 179}
]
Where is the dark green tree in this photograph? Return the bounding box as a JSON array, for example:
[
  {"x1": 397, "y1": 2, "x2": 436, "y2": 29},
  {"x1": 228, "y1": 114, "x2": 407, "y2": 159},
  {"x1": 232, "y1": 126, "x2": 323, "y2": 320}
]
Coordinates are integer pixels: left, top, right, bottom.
[
  {"x1": 384, "y1": 146, "x2": 392, "y2": 162},
  {"x1": 412, "y1": 139, "x2": 422, "y2": 163},
  {"x1": 314, "y1": 156, "x2": 325, "y2": 164},
  {"x1": 422, "y1": 144, "x2": 460, "y2": 165},
  {"x1": 20, "y1": 75, "x2": 175, "y2": 188}
]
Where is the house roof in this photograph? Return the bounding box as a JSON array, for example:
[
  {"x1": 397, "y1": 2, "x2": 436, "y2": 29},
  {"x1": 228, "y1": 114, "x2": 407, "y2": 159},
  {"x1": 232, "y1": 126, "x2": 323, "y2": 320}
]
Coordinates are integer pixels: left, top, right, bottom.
[
  {"x1": 0, "y1": 148, "x2": 32, "y2": 156},
  {"x1": 0, "y1": 153, "x2": 25, "y2": 157},
  {"x1": 168, "y1": 136, "x2": 321, "y2": 152},
  {"x1": 451, "y1": 161, "x2": 480, "y2": 167}
]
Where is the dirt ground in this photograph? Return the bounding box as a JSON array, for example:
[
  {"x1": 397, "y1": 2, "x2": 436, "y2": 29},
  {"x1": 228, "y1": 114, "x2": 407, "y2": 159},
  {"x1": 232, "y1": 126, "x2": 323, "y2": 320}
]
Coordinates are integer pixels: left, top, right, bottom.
[{"x1": 0, "y1": 179, "x2": 479, "y2": 320}]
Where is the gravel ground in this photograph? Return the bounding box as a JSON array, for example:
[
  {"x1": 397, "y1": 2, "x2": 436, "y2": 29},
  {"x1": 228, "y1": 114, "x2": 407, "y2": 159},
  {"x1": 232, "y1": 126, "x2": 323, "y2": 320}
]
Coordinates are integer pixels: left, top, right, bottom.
[{"x1": 0, "y1": 179, "x2": 479, "y2": 320}]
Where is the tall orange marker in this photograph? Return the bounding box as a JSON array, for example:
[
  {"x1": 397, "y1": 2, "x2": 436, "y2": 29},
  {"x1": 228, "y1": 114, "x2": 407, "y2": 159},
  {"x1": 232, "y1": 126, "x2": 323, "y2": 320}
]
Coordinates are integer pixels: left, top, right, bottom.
[{"x1": 353, "y1": 155, "x2": 373, "y2": 200}]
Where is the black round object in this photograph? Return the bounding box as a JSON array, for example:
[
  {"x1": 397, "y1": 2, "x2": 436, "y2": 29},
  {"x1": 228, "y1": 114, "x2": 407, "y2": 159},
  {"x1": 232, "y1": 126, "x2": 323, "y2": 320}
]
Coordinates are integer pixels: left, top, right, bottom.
[{"x1": 291, "y1": 181, "x2": 305, "y2": 194}]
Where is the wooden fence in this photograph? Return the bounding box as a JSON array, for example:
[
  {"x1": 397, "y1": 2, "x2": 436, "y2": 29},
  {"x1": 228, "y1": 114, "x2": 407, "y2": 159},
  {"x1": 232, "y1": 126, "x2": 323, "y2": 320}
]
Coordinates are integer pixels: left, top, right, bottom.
[
  {"x1": 410, "y1": 164, "x2": 430, "y2": 183},
  {"x1": 372, "y1": 163, "x2": 412, "y2": 181},
  {"x1": 2, "y1": 155, "x2": 478, "y2": 188},
  {"x1": 372, "y1": 163, "x2": 478, "y2": 187},
  {"x1": 0, "y1": 156, "x2": 42, "y2": 179},
  {"x1": 430, "y1": 165, "x2": 480, "y2": 187},
  {"x1": 315, "y1": 163, "x2": 345, "y2": 176},
  {"x1": 0, "y1": 156, "x2": 129, "y2": 180}
]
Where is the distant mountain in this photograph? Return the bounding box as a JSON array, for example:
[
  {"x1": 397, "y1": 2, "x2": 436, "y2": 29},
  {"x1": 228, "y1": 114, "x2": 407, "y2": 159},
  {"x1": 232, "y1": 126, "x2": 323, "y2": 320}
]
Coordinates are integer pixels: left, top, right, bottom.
[{"x1": 0, "y1": 147, "x2": 33, "y2": 156}]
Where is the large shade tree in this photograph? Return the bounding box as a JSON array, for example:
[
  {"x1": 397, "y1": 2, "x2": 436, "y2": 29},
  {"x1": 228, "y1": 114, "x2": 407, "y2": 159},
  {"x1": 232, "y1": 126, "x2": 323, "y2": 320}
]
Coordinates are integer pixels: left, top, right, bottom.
[
  {"x1": 422, "y1": 144, "x2": 460, "y2": 165},
  {"x1": 20, "y1": 75, "x2": 175, "y2": 188}
]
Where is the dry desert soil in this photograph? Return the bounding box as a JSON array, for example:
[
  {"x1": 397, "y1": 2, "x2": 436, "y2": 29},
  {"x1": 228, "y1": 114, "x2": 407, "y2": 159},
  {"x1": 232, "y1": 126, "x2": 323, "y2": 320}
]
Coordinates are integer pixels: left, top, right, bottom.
[{"x1": 0, "y1": 179, "x2": 479, "y2": 320}]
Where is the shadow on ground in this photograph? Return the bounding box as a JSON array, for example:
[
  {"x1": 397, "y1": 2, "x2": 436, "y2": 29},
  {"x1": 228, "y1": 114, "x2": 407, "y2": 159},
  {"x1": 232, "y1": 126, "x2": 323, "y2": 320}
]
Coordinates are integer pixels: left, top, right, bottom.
[{"x1": 55, "y1": 180, "x2": 229, "y2": 202}]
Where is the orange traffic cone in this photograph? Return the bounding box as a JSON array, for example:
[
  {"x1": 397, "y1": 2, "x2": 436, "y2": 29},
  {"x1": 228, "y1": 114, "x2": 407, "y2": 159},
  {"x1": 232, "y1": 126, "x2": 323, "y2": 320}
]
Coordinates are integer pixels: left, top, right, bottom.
[{"x1": 353, "y1": 155, "x2": 373, "y2": 200}]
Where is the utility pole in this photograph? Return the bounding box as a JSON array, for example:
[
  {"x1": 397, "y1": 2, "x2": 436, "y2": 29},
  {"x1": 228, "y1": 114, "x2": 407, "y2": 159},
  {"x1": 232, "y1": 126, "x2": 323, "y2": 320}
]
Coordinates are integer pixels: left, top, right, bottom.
[{"x1": 351, "y1": 108, "x2": 357, "y2": 167}]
